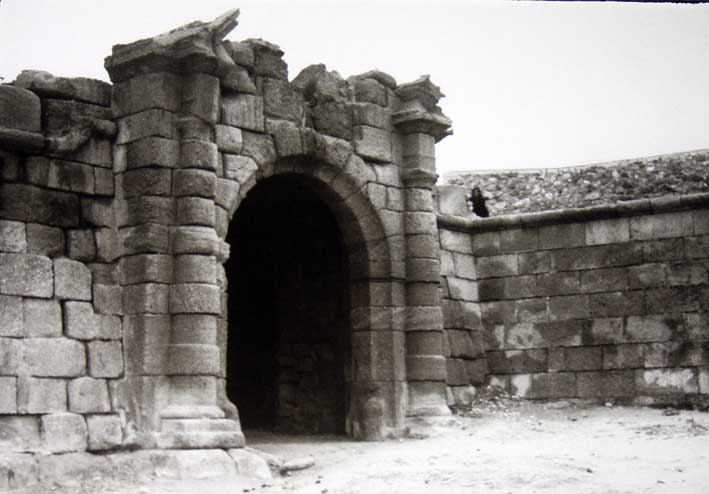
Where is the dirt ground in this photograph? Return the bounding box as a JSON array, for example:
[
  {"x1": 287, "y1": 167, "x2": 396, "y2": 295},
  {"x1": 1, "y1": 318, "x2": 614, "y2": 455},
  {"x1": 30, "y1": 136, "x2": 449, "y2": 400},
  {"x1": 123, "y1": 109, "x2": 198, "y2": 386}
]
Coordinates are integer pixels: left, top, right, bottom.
[{"x1": 23, "y1": 399, "x2": 709, "y2": 494}]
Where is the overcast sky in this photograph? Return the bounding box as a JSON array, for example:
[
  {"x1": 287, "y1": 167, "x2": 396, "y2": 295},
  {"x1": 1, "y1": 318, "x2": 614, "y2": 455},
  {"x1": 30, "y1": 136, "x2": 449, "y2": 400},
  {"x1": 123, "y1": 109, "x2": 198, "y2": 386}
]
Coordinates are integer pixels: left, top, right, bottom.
[{"x1": 2, "y1": 0, "x2": 708, "y2": 176}]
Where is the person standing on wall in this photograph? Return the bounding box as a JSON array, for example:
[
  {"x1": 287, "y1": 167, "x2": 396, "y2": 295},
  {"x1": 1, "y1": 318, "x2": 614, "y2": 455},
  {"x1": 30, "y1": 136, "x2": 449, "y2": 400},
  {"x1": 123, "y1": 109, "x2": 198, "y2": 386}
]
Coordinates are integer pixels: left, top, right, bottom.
[{"x1": 470, "y1": 186, "x2": 490, "y2": 218}]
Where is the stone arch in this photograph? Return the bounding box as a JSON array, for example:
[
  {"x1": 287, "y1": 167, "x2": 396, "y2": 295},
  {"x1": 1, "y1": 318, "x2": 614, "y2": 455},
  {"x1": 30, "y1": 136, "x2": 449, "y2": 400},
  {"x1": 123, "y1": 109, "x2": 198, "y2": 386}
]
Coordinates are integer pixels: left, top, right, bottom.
[{"x1": 218, "y1": 150, "x2": 406, "y2": 439}]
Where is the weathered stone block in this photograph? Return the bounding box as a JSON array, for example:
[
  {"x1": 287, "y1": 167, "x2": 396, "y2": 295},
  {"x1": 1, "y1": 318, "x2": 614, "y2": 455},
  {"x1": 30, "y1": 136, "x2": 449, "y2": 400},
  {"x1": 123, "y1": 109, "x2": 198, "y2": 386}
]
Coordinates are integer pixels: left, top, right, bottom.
[
  {"x1": 120, "y1": 255, "x2": 172, "y2": 286},
  {"x1": 587, "y1": 317, "x2": 624, "y2": 344},
  {"x1": 535, "y1": 271, "x2": 581, "y2": 296},
  {"x1": 447, "y1": 330, "x2": 474, "y2": 358},
  {"x1": 489, "y1": 349, "x2": 547, "y2": 374},
  {"x1": 26, "y1": 223, "x2": 64, "y2": 257},
  {"x1": 267, "y1": 119, "x2": 302, "y2": 157},
  {"x1": 220, "y1": 94, "x2": 264, "y2": 131},
  {"x1": 0, "y1": 220, "x2": 26, "y2": 253},
  {"x1": 476, "y1": 254, "x2": 517, "y2": 279},
  {"x1": 122, "y1": 283, "x2": 169, "y2": 314},
  {"x1": 241, "y1": 130, "x2": 277, "y2": 167},
  {"x1": 126, "y1": 136, "x2": 180, "y2": 169},
  {"x1": 93, "y1": 167, "x2": 114, "y2": 195},
  {"x1": 602, "y1": 344, "x2": 644, "y2": 370},
  {"x1": 585, "y1": 218, "x2": 630, "y2": 245},
  {"x1": 23, "y1": 338, "x2": 85, "y2": 377},
  {"x1": 515, "y1": 297, "x2": 549, "y2": 323},
  {"x1": 260, "y1": 77, "x2": 304, "y2": 123},
  {"x1": 504, "y1": 322, "x2": 544, "y2": 349},
  {"x1": 180, "y1": 140, "x2": 218, "y2": 171},
  {"x1": 40, "y1": 413, "x2": 87, "y2": 453},
  {"x1": 636, "y1": 368, "x2": 698, "y2": 394},
  {"x1": 0, "y1": 377, "x2": 17, "y2": 413},
  {"x1": 170, "y1": 226, "x2": 220, "y2": 256},
  {"x1": 642, "y1": 238, "x2": 685, "y2": 263},
  {"x1": 175, "y1": 197, "x2": 216, "y2": 227},
  {"x1": 94, "y1": 228, "x2": 119, "y2": 263},
  {"x1": 118, "y1": 223, "x2": 169, "y2": 257},
  {"x1": 167, "y1": 343, "x2": 221, "y2": 375},
  {"x1": 590, "y1": 286, "x2": 646, "y2": 314},
  {"x1": 518, "y1": 251, "x2": 550, "y2": 275},
  {"x1": 0, "y1": 337, "x2": 22, "y2": 375},
  {"x1": 0, "y1": 295, "x2": 23, "y2": 337},
  {"x1": 0, "y1": 85, "x2": 40, "y2": 131},
  {"x1": 86, "y1": 414, "x2": 123, "y2": 451},
  {"x1": 630, "y1": 212, "x2": 693, "y2": 240},
  {"x1": 112, "y1": 72, "x2": 181, "y2": 117},
  {"x1": 0, "y1": 184, "x2": 79, "y2": 228},
  {"x1": 628, "y1": 264, "x2": 666, "y2": 288},
  {"x1": 54, "y1": 258, "x2": 92, "y2": 300},
  {"x1": 88, "y1": 340, "x2": 123, "y2": 378},
  {"x1": 666, "y1": 262, "x2": 708, "y2": 286},
  {"x1": 0, "y1": 452, "x2": 38, "y2": 490},
  {"x1": 552, "y1": 244, "x2": 643, "y2": 272},
  {"x1": 22, "y1": 298, "x2": 61, "y2": 337},
  {"x1": 173, "y1": 169, "x2": 216, "y2": 198},
  {"x1": 0, "y1": 254, "x2": 53, "y2": 298},
  {"x1": 580, "y1": 267, "x2": 628, "y2": 293},
  {"x1": 93, "y1": 284, "x2": 122, "y2": 315},
  {"x1": 117, "y1": 196, "x2": 175, "y2": 228},
  {"x1": 577, "y1": 370, "x2": 635, "y2": 398},
  {"x1": 354, "y1": 78, "x2": 387, "y2": 106},
  {"x1": 17, "y1": 377, "x2": 66, "y2": 413},
  {"x1": 353, "y1": 125, "x2": 391, "y2": 163},
  {"x1": 169, "y1": 284, "x2": 221, "y2": 314},
  {"x1": 182, "y1": 73, "x2": 220, "y2": 123},
  {"x1": 26, "y1": 157, "x2": 95, "y2": 194},
  {"x1": 66, "y1": 229, "x2": 96, "y2": 262},
  {"x1": 68, "y1": 377, "x2": 111, "y2": 413},
  {"x1": 548, "y1": 295, "x2": 590, "y2": 321},
  {"x1": 16, "y1": 69, "x2": 110, "y2": 106},
  {"x1": 644, "y1": 287, "x2": 701, "y2": 314},
  {"x1": 536, "y1": 223, "x2": 585, "y2": 250},
  {"x1": 173, "y1": 255, "x2": 217, "y2": 284},
  {"x1": 116, "y1": 109, "x2": 177, "y2": 144},
  {"x1": 123, "y1": 314, "x2": 170, "y2": 375},
  {"x1": 626, "y1": 315, "x2": 679, "y2": 342},
  {"x1": 216, "y1": 125, "x2": 243, "y2": 154},
  {"x1": 0, "y1": 416, "x2": 41, "y2": 452},
  {"x1": 510, "y1": 372, "x2": 575, "y2": 399},
  {"x1": 122, "y1": 168, "x2": 172, "y2": 197}
]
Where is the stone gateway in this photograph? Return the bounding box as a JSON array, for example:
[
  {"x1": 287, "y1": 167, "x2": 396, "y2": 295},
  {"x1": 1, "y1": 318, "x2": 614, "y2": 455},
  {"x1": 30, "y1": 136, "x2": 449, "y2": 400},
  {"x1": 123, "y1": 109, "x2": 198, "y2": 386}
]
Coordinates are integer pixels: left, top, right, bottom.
[{"x1": 0, "y1": 8, "x2": 707, "y2": 486}]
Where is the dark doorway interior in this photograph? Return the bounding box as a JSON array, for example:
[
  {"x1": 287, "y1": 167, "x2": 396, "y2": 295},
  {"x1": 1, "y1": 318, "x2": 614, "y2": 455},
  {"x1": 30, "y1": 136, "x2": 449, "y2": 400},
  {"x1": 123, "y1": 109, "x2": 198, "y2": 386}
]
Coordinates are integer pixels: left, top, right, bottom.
[{"x1": 225, "y1": 175, "x2": 350, "y2": 434}]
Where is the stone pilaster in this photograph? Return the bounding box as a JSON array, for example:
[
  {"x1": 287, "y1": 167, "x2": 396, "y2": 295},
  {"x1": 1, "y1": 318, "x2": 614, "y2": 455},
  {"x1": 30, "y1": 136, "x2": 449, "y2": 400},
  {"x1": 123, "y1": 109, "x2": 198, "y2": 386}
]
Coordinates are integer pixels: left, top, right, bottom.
[
  {"x1": 393, "y1": 76, "x2": 452, "y2": 416},
  {"x1": 107, "y1": 9, "x2": 243, "y2": 449}
]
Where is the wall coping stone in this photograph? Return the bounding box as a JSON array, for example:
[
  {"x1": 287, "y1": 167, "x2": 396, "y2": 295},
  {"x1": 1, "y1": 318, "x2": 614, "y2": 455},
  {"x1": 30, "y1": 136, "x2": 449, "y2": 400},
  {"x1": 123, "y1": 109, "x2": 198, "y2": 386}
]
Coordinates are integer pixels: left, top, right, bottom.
[{"x1": 437, "y1": 192, "x2": 709, "y2": 233}]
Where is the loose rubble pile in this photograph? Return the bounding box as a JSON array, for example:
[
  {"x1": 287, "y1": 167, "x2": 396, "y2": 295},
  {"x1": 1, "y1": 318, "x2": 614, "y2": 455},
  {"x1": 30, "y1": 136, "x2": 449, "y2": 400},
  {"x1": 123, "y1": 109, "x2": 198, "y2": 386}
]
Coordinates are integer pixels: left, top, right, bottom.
[{"x1": 445, "y1": 150, "x2": 709, "y2": 215}]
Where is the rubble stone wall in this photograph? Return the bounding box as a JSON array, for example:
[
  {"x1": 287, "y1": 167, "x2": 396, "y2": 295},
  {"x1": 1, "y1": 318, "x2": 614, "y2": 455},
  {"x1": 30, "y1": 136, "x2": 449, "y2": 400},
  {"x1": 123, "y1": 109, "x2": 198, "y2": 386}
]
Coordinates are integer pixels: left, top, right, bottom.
[
  {"x1": 444, "y1": 150, "x2": 709, "y2": 216},
  {"x1": 437, "y1": 189, "x2": 709, "y2": 406}
]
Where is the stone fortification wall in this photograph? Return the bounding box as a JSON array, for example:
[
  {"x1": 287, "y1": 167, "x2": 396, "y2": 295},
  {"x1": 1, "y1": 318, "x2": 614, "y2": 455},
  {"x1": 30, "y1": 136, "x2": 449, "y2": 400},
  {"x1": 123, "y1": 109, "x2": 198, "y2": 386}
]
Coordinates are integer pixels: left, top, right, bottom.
[
  {"x1": 0, "y1": 75, "x2": 126, "y2": 464},
  {"x1": 437, "y1": 190, "x2": 709, "y2": 406},
  {"x1": 444, "y1": 150, "x2": 709, "y2": 216}
]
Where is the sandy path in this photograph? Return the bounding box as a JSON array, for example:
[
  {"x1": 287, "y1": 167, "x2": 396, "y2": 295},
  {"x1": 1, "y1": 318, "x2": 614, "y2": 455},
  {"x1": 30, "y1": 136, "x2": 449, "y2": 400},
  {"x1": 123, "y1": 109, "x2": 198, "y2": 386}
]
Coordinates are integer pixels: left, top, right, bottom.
[{"x1": 23, "y1": 404, "x2": 709, "y2": 494}]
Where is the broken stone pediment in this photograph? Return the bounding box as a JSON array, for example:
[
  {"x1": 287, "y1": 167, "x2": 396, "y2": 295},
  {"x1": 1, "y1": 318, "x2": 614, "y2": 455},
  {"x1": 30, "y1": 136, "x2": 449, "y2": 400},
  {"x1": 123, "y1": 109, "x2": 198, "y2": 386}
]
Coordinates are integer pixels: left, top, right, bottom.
[{"x1": 105, "y1": 9, "x2": 241, "y2": 82}]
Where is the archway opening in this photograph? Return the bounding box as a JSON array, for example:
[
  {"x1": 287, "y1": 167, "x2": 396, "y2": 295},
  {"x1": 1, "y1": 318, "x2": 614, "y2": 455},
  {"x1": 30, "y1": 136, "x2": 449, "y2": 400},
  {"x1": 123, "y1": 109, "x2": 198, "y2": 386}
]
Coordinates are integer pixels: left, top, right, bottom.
[{"x1": 225, "y1": 174, "x2": 350, "y2": 434}]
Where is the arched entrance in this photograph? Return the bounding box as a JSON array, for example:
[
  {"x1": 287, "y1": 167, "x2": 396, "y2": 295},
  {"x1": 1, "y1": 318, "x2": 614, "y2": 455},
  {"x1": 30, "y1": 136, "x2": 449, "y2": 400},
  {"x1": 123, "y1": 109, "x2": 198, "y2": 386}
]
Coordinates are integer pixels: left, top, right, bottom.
[{"x1": 225, "y1": 174, "x2": 350, "y2": 434}]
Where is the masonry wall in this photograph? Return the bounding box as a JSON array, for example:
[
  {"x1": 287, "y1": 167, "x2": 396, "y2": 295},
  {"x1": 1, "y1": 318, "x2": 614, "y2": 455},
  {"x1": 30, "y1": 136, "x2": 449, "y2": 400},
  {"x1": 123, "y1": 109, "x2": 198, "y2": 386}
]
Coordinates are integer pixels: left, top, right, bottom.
[
  {"x1": 439, "y1": 194, "x2": 709, "y2": 406},
  {"x1": 437, "y1": 227, "x2": 487, "y2": 406},
  {"x1": 0, "y1": 78, "x2": 126, "y2": 456}
]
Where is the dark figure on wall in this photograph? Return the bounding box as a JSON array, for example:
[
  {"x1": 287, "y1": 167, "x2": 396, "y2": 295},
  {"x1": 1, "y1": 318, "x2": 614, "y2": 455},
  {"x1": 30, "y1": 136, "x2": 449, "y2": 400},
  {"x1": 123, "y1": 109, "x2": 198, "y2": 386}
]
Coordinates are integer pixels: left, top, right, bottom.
[{"x1": 470, "y1": 187, "x2": 490, "y2": 218}]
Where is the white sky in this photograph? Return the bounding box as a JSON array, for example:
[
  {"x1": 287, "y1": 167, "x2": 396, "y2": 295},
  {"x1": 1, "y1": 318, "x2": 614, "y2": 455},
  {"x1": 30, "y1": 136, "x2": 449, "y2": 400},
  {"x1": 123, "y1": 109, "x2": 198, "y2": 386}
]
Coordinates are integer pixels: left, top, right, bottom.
[{"x1": 2, "y1": 0, "x2": 708, "y2": 176}]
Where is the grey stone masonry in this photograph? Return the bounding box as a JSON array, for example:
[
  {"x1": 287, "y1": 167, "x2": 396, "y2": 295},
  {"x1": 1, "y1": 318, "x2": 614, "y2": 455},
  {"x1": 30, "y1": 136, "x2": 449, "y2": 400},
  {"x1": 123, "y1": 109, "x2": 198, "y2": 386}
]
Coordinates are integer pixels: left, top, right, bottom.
[{"x1": 437, "y1": 191, "x2": 709, "y2": 407}]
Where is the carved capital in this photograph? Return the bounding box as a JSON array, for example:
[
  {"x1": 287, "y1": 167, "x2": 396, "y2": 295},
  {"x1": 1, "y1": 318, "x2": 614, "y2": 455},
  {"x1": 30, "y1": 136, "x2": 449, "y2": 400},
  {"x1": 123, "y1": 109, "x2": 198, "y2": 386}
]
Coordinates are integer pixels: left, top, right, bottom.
[
  {"x1": 105, "y1": 9, "x2": 240, "y2": 82},
  {"x1": 392, "y1": 100, "x2": 452, "y2": 142}
]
